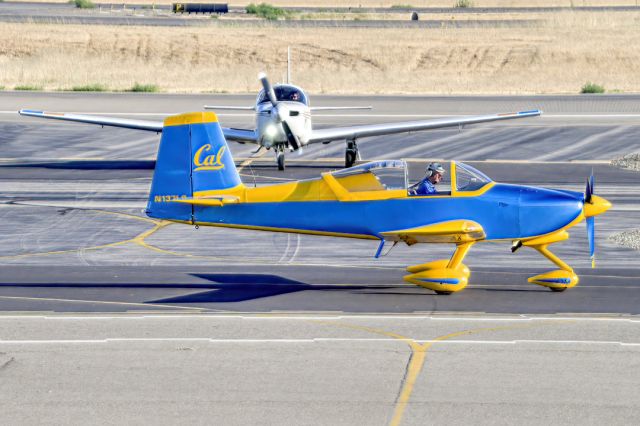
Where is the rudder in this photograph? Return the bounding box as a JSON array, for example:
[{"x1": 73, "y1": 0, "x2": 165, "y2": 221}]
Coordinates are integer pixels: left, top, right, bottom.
[{"x1": 146, "y1": 112, "x2": 242, "y2": 221}]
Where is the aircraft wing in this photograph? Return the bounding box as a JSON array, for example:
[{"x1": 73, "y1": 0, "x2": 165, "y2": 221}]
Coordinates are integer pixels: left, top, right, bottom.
[
  {"x1": 222, "y1": 128, "x2": 259, "y2": 144},
  {"x1": 19, "y1": 109, "x2": 258, "y2": 143},
  {"x1": 380, "y1": 220, "x2": 485, "y2": 245},
  {"x1": 310, "y1": 106, "x2": 372, "y2": 111},
  {"x1": 19, "y1": 109, "x2": 164, "y2": 132},
  {"x1": 308, "y1": 109, "x2": 541, "y2": 144},
  {"x1": 204, "y1": 105, "x2": 255, "y2": 111}
]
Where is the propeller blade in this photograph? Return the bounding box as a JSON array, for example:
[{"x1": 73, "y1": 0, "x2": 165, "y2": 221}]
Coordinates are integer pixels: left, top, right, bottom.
[
  {"x1": 586, "y1": 216, "x2": 595, "y2": 268},
  {"x1": 585, "y1": 173, "x2": 594, "y2": 203},
  {"x1": 281, "y1": 120, "x2": 300, "y2": 150},
  {"x1": 258, "y1": 72, "x2": 278, "y2": 107}
]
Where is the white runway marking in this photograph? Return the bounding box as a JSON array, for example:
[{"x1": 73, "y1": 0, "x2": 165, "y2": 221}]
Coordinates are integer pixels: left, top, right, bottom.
[
  {"x1": 0, "y1": 338, "x2": 638, "y2": 346},
  {"x1": 0, "y1": 314, "x2": 637, "y2": 321}
]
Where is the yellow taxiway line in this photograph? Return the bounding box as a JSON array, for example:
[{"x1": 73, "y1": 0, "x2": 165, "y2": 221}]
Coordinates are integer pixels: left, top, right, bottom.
[{"x1": 313, "y1": 319, "x2": 565, "y2": 426}]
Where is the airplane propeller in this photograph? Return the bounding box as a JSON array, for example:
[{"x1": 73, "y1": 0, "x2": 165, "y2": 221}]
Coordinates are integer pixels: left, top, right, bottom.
[
  {"x1": 583, "y1": 172, "x2": 611, "y2": 268},
  {"x1": 258, "y1": 72, "x2": 301, "y2": 151},
  {"x1": 585, "y1": 173, "x2": 596, "y2": 267},
  {"x1": 585, "y1": 173, "x2": 594, "y2": 203},
  {"x1": 258, "y1": 72, "x2": 278, "y2": 107}
]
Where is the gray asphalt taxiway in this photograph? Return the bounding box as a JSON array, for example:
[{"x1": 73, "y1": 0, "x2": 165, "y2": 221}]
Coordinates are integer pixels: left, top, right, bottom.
[
  {"x1": 1, "y1": 92, "x2": 639, "y2": 425},
  {"x1": 1, "y1": 92, "x2": 639, "y2": 315}
]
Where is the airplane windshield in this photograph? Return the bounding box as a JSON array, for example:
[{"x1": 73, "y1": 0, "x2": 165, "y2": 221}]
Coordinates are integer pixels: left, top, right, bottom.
[
  {"x1": 257, "y1": 86, "x2": 308, "y2": 105},
  {"x1": 455, "y1": 162, "x2": 492, "y2": 192}
]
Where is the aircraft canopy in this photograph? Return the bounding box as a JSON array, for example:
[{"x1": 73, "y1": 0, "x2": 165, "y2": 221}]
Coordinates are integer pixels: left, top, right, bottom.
[{"x1": 257, "y1": 85, "x2": 309, "y2": 105}]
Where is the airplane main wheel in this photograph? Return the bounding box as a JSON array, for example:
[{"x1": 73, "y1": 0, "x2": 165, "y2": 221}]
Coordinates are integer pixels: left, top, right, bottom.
[
  {"x1": 277, "y1": 151, "x2": 286, "y2": 171},
  {"x1": 435, "y1": 290, "x2": 453, "y2": 295},
  {"x1": 345, "y1": 149, "x2": 357, "y2": 168},
  {"x1": 549, "y1": 287, "x2": 568, "y2": 292}
]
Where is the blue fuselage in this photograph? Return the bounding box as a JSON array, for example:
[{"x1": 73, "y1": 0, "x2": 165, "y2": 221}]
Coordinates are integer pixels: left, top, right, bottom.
[{"x1": 185, "y1": 183, "x2": 585, "y2": 241}]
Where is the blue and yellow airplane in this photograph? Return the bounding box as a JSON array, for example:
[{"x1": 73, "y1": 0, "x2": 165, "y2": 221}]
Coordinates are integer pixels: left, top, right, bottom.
[{"x1": 147, "y1": 112, "x2": 611, "y2": 294}]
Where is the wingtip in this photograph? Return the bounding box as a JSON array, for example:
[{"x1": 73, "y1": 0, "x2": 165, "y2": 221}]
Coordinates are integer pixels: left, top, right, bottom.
[
  {"x1": 517, "y1": 109, "x2": 543, "y2": 116},
  {"x1": 19, "y1": 109, "x2": 43, "y2": 115}
]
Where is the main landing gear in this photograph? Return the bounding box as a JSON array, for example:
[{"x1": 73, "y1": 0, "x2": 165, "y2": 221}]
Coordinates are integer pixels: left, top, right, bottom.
[
  {"x1": 403, "y1": 242, "x2": 474, "y2": 295},
  {"x1": 345, "y1": 139, "x2": 360, "y2": 168}
]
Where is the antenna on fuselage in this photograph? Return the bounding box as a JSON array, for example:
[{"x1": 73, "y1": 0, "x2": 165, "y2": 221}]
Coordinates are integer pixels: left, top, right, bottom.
[{"x1": 287, "y1": 46, "x2": 291, "y2": 84}]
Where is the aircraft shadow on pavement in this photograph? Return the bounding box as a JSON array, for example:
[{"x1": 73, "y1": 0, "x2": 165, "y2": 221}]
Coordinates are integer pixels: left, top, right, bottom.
[
  {"x1": 148, "y1": 274, "x2": 399, "y2": 304},
  {"x1": 0, "y1": 275, "x2": 400, "y2": 305},
  {"x1": 0, "y1": 160, "x2": 156, "y2": 170}
]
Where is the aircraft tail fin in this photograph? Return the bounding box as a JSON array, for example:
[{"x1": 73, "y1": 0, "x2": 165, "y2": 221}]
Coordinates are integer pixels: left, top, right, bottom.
[{"x1": 145, "y1": 112, "x2": 243, "y2": 222}]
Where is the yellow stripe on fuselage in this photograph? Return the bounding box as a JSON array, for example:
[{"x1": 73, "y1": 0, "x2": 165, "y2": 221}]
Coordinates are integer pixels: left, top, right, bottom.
[{"x1": 171, "y1": 219, "x2": 378, "y2": 240}]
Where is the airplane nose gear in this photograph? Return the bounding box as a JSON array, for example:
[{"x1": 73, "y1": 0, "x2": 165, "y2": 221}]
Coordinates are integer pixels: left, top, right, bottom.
[
  {"x1": 275, "y1": 145, "x2": 286, "y2": 170},
  {"x1": 404, "y1": 242, "x2": 474, "y2": 294},
  {"x1": 521, "y1": 231, "x2": 579, "y2": 292},
  {"x1": 345, "y1": 139, "x2": 359, "y2": 168}
]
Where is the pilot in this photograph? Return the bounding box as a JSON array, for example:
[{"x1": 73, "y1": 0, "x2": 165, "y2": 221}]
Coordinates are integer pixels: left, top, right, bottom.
[
  {"x1": 290, "y1": 92, "x2": 300, "y2": 101},
  {"x1": 409, "y1": 162, "x2": 445, "y2": 196}
]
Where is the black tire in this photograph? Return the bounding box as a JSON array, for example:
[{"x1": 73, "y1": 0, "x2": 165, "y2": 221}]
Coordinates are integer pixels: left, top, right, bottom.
[
  {"x1": 277, "y1": 152, "x2": 285, "y2": 171},
  {"x1": 435, "y1": 290, "x2": 453, "y2": 295},
  {"x1": 550, "y1": 287, "x2": 567, "y2": 292},
  {"x1": 345, "y1": 149, "x2": 357, "y2": 168}
]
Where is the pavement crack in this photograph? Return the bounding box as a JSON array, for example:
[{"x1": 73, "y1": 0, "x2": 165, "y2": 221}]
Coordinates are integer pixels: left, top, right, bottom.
[
  {"x1": 0, "y1": 356, "x2": 15, "y2": 372},
  {"x1": 394, "y1": 350, "x2": 415, "y2": 404}
]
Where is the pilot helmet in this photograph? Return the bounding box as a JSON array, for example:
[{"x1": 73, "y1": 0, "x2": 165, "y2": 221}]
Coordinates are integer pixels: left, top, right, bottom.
[{"x1": 426, "y1": 162, "x2": 445, "y2": 177}]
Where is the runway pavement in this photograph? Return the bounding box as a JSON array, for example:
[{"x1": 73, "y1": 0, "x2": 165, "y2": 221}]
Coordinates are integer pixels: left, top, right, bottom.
[
  {"x1": 1, "y1": 315, "x2": 639, "y2": 425},
  {"x1": 1, "y1": 92, "x2": 639, "y2": 316},
  {"x1": 1, "y1": 92, "x2": 639, "y2": 424}
]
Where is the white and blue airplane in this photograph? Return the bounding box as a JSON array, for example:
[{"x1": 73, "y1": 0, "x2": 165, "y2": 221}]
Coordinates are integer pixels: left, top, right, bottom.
[{"x1": 19, "y1": 73, "x2": 541, "y2": 170}]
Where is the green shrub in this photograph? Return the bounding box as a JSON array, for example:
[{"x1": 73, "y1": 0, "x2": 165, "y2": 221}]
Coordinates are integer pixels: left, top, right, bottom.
[
  {"x1": 581, "y1": 82, "x2": 605, "y2": 94},
  {"x1": 246, "y1": 3, "x2": 289, "y2": 20},
  {"x1": 14, "y1": 85, "x2": 42, "y2": 91},
  {"x1": 130, "y1": 83, "x2": 159, "y2": 92},
  {"x1": 72, "y1": 0, "x2": 95, "y2": 9},
  {"x1": 454, "y1": 0, "x2": 473, "y2": 7},
  {"x1": 72, "y1": 84, "x2": 108, "y2": 92}
]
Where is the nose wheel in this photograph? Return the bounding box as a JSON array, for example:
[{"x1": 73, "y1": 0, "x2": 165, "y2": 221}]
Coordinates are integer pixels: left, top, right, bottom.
[
  {"x1": 520, "y1": 231, "x2": 580, "y2": 291},
  {"x1": 275, "y1": 146, "x2": 286, "y2": 171}
]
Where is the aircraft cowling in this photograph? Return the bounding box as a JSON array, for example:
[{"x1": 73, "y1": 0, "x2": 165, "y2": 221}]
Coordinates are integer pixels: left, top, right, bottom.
[{"x1": 517, "y1": 185, "x2": 584, "y2": 238}]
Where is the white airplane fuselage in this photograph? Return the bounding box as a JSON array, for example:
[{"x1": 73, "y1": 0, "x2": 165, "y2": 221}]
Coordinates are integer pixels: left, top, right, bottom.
[{"x1": 254, "y1": 85, "x2": 312, "y2": 149}]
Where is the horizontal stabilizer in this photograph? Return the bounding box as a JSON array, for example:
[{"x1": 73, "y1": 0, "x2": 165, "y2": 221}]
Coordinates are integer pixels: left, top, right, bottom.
[
  {"x1": 171, "y1": 195, "x2": 241, "y2": 207},
  {"x1": 204, "y1": 105, "x2": 255, "y2": 111},
  {"x1": 381, "y1": 220, "x2": 485, "y2": 245}
]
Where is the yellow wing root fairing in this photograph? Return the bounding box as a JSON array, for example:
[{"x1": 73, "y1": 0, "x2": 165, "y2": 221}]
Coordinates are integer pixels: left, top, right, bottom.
[{"x1": 381, "y1": 220, "x2": 486, "y2": 245}]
